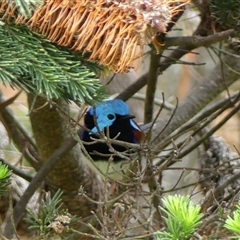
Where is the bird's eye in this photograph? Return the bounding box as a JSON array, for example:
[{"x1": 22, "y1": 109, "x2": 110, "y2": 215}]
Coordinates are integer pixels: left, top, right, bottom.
[{"x1": 107, "y1": 114, "x2": 115, "y2": 120}]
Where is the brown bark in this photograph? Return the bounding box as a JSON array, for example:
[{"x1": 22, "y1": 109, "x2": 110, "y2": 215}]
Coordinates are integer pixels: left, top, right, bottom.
[{"x1": 27, "y1": 95, "x2": 100, "y2": 237}]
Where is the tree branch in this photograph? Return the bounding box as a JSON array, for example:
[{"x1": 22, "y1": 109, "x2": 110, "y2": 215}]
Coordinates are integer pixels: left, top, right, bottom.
[
  {"x1": 153, "y1": 92, "x2": 240, "y2": 154},
  {"x1": 0, "y1": 91, "x2": 40, "y2": 170},
  {"x1": 152, "y1": 44, "x2": 240, "y2": 150},
  {"x1": 0, "y1": 158, "x2": 33, "y2": 182},
  {"x1": 144, "y1": 51, "x2": 161, "y2": 124},
  {"x1": 116, "y1": 29, "x2": 239, "y2": 101},
  {"x1": 164, "y1": 29, "x2": 239, "y2": 48},
  {"x1": 4, "y1": 137, "x2": 77, "y2": 237},
  {"x1": 178, "y1": 101, "x2": 240, "y2": 159}
]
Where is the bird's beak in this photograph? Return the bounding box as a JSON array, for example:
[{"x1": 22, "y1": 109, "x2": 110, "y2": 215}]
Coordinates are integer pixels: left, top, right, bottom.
[
  {"x1": 120, "y1": 114, "x2": 141, "y2": 131},
  {"x1": 120, "y1": 114, "x2": 135, "y2": 120}
]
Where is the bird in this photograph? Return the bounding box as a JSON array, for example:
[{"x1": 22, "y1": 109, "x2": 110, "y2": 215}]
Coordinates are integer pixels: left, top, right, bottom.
[{"x1": 79, "y1": 99, "x2": 143, "y2": 180}]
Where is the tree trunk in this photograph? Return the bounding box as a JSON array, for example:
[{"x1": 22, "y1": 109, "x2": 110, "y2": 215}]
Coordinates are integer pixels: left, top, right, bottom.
[{"x1": 27, "y1": 94, "x2": 100, "y2": 219}]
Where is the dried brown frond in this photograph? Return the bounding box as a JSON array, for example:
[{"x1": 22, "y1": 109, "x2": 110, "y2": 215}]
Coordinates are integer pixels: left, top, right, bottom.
[{"x1": 0, "y1": 0, "x2": 189, "y2": 72}]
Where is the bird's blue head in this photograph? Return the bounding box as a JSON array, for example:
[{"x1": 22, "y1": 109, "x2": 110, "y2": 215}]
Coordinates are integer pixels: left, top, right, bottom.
[{"x1": 88, "y1": 99, "x2": 140, "y2": 134}]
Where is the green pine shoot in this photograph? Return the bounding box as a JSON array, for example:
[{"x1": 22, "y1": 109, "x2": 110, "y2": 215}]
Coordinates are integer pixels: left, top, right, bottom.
[
  {"x1": 5, "y1": 0, "x2": 44, "y2": 18},
  {"x1": 224, "y1": 202, "x2": 240, "y2": 237},
  {"x1": 24, "y1": 189, "x2": 77, "y2": 238},
  {"x1": 155, "y1": 194, "x2": 203, "y2": 240},
  {"x1": 0, "y1": 162, "x2": 12, "y2": 196}
]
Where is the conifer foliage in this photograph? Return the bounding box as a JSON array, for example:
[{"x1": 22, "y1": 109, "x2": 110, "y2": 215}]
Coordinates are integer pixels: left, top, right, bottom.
[
  {"x1": 0, "y1": 0, "x2": 189, "y2": 73},
  {"x1": 0, "y1": 0, "x2": 105, "y2": 104}
]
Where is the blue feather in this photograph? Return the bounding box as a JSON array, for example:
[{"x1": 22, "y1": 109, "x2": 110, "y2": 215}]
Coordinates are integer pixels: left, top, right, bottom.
[
  {"x1": 88, "y1": 99, "x2": 129, "y2": 116},
  {"x1": 88, "y1": 99, "x2": 140, "y2": 133},
  {"x1": 80, "y1": 99, "x2": 143, "y2": 180}
]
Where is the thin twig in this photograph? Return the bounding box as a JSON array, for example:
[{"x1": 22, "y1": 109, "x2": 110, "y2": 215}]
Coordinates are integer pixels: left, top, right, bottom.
[
  {"x1": 117, "y1": 30, "x2": 238, "y2": 102},
  {"x1": 151, "y1": 92, "x2": 239, "y2": 154},
  {"x1": 0, "y1": 92, "x2": 40, "y2": 170},
  {"x1": 132, "y1": 92, "x2": 174, "y2": 110},
  {"x1": 178, "y1": 102, "x2": 240, "y2": 158},
  {"x1": 144, "y1": 93, "x2": 166, "y2": 142},
  {"x1": 0, "y1": 158, "x2": 33, "y2": 182},
  {"x1": 151, "y1": 98, "x2": 179, "y2": 145},
  {"x1": 164, "y1": 29, "x2": 239, "y2": 48},
  {"x1": 4, "y1": 137, "x2": 77, "y2": 237}
]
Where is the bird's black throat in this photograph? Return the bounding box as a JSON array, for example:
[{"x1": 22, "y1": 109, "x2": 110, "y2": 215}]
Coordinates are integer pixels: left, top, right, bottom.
[{"x1": 80, "y1": 113, "x2": 137, "y2": 162}]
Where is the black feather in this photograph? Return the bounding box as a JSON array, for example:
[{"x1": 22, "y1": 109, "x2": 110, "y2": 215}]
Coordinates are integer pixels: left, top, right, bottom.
[{"x1": 80, "y1": 113, "x2": 137, "y2": 161}]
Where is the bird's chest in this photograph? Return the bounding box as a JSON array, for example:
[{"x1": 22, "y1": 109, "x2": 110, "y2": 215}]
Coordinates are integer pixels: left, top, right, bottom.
[
  {"x1": 86, "y1": 159, "x2": 130, "y2": 180},
  {"x1": 81, "y1": 124, "x2": 136, "y2": 161}
]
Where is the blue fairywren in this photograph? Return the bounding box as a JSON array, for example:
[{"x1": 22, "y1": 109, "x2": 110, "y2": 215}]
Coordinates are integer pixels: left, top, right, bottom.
[{"x1": 80, "y1": 99, "x2": 143, "y2": 180}]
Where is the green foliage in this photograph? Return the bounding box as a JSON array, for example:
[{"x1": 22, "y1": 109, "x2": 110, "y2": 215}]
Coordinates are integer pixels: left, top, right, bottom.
[
  {"x1": 224, "y1": 202, "x2": 240, "y2": 237},
  {"x1": 0, "y1": 161, "x2": 11, "y2": 196},
  {"x1": 24, "y1": 189, "x2": 77, "y2": 238},
  {"x1": 210, "y1": 0, "x2": 240, "y2": 29},
  {"x1": 154, "y1": 194, "x2": 203, "y2": 240},
  {"x1": 5, "y1": 0, "x2": 44, "y2": 18},
  {"x1": 0, "y1": 22, "x2": 105, "y2": 104}
]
